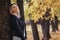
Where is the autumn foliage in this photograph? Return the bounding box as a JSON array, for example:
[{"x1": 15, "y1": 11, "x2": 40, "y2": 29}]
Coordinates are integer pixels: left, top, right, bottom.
[{"x1": 24, "y1": 0, "x2": 60, "y2": 22}]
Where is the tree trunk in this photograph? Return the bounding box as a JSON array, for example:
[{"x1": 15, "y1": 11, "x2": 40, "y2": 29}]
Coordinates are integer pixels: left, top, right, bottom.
[
  {"x1": 17, "y1": 0, "x2": 27, "y2": 39},
  {"x1": 17, "y1": 0, "x2": 24, "y2": 20},
  {"x1": 30, "y1": 19, "x2": 40, "y2": 40},
  {"x1": 0, "y1": 0, "x2": 11, "y2": 40}
]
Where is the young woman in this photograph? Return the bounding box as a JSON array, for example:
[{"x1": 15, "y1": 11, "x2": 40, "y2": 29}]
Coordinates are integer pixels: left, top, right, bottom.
[{"x1": 9, "y1": 3, "x2": 25, "y2": 40}]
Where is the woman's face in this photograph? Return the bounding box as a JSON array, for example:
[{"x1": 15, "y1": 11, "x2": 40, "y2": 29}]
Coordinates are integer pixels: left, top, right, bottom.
[{"x1": 11, "y1": 4, "x2": 19, "y2": 13}]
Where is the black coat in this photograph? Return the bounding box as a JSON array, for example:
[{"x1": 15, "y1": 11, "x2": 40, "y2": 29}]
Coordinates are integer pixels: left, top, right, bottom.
[{"x1": 9, "y1": 14, "x2": 25, "y2": 38}]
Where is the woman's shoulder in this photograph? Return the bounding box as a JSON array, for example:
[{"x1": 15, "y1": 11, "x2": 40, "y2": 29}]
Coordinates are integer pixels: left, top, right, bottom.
[
  {"x1": 10, "y1": 14, "x2": 17, "y2": 18},
  {"x1": 9, "y1": 14, "x2": 18, "y2": 21}
]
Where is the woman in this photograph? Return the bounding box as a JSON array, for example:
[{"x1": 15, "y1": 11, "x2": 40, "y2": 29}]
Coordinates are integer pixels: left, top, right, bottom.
[{"x1": 9, "y1": 3, "x2": 25, "y2": 40}]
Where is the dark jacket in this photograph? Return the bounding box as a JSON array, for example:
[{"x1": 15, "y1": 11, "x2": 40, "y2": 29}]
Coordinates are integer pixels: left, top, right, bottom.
[{"x1": 9, "y1": 14, "x2": 25, "y2": 38}]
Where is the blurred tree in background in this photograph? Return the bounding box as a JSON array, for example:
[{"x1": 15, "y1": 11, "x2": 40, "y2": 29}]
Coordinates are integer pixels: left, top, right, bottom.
[{"x1": 24, "y1": 0, "x2": 60, "y2": 23}]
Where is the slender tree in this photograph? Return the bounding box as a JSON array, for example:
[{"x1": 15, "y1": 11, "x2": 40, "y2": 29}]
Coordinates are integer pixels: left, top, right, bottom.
[
  {"x1": 17, "y1": 0, "x2": 27, "y2": 39},
  {"x1": 29, "y1": 14, "x2": 40, "y2": 40}
]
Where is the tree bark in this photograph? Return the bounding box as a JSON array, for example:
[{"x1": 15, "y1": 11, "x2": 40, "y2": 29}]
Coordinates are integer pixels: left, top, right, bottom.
[
  {"x1": 30, "y1": 19, "x2": 40, "y2": 40},
  {"x1": 0, "y1": 0, "x2": 11, "y2": 40}
]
